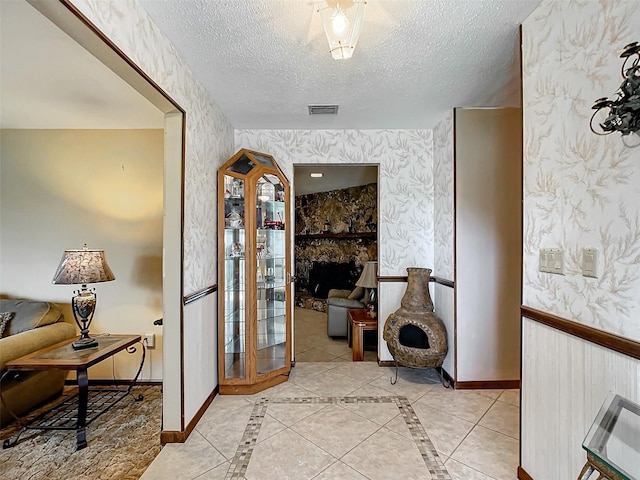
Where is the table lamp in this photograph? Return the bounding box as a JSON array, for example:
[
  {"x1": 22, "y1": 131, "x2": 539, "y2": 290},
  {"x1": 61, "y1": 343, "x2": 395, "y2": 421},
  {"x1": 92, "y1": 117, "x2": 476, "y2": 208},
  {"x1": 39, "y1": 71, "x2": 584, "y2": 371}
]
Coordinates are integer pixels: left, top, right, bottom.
[
  {"x1": 52, "y1": 244, "x2": 115, "y2": 350},
  {"x1": 356, "y1": 261, "x2": 378, "y2": 313}
]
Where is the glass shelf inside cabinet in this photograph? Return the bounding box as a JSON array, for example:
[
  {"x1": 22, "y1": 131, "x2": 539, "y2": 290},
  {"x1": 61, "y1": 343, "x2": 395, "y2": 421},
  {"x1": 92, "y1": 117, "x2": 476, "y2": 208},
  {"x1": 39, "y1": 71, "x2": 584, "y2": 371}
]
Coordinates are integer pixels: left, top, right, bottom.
[
  {"x1": 224, "y1": 175, "x2": 245, "y2": 230},
  {"x1": 255, "y1": 278, "x2": 287, "y2": 375},
  {"x1": 224, "y1": 228, "x2": 246, "y2": 293},
  {"x1": 256, "y1": 174, "x2": 287, "y2": 376},
  {"x1": 580, "y1": 393, "x2": 640, "y2": 480},
  {"x1": 223, "y1": 302, "x2": 245, "y2": 379},
  {"x1": 259, "y1": 202, "x2": 285, "y2": 230},
  {"x1": 256, "y1": 314, "x2": 286, "y2": 375},
  {"x1": 223, "y1": 174, "x2": 246, "y2": 380}
]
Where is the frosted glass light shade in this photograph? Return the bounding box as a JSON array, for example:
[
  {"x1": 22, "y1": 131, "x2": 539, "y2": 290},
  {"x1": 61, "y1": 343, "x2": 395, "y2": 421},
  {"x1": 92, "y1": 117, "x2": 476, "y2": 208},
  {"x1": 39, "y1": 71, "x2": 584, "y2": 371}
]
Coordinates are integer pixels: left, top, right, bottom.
[{"x1": 318, "y1": 0, "x2": 367, "y2": 60}]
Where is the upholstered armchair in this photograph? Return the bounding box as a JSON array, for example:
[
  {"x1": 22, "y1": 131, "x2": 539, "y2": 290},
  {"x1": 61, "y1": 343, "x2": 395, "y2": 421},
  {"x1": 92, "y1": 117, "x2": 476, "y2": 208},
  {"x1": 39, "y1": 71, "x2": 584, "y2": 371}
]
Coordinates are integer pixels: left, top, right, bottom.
[{"x1": 326, "y1": 287, "x2": 367, "y2": 337}]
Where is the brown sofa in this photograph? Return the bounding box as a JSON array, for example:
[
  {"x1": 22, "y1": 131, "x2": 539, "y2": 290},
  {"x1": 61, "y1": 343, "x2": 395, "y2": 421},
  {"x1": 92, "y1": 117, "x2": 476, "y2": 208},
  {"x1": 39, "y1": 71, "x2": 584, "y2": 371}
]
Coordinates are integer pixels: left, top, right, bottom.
[{"x1": 0, "y1": 299, "x2": 76, "y2": 426}]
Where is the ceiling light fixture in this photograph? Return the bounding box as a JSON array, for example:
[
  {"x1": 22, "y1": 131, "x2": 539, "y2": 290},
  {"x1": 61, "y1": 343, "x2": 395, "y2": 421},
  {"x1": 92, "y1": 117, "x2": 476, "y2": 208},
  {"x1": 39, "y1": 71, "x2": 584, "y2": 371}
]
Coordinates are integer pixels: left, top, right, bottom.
[
  {"x1": 310, "y1": 172, "x2": 324, "y2": 178},
  {"x1": 317, "y1": 0, "x2": 367, "y2": 60}
]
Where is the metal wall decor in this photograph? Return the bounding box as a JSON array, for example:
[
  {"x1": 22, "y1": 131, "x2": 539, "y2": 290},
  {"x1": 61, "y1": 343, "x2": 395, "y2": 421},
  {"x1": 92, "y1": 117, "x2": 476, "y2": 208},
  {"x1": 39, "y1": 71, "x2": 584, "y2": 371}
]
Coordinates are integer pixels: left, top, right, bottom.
[{"x1": 590, "y1": 42, "x2": 640, "y2": 141}]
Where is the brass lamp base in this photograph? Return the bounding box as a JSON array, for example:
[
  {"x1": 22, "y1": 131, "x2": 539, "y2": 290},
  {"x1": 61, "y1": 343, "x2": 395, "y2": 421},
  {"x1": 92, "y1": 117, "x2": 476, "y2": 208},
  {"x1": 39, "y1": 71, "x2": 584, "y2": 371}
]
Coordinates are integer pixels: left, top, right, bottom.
[
  {"x1": 71, "y1": 289, "x2": 99, "y2": 350},
  {"x1": 72, "y1": 336, "x2": 98, "y2": 350}
]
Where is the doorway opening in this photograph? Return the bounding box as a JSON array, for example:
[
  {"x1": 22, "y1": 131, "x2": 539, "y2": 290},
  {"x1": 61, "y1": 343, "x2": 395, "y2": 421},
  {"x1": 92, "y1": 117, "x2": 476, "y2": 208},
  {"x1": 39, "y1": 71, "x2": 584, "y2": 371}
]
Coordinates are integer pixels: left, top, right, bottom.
[
  {"x1": 292, "y1": 165, "x2": 378, "y2": 362},
  {"x1": 8, "y1": 0, "x2": 185, "y2": 435}
]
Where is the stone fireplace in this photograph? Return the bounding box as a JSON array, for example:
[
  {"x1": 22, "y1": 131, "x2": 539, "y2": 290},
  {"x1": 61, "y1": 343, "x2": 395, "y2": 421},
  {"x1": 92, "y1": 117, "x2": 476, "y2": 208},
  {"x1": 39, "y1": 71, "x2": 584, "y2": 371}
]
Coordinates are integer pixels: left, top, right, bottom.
[
  {"x1": 308, "y1": 261, "x2": 361, "y2": 299},
  {"x1": 295, "y1": 183, "x2": 377, "y2": 311}
]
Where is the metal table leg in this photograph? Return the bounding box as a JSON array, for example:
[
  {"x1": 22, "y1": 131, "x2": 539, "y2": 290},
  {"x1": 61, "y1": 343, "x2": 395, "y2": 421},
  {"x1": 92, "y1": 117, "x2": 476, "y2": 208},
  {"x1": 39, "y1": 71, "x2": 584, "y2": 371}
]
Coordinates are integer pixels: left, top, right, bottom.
[
  {"x1": 76, "y1": 367, "x2": 89, "y2": 450},
  {"x1": 2, "y1": 341, "x2": 146, "y2": 450}
]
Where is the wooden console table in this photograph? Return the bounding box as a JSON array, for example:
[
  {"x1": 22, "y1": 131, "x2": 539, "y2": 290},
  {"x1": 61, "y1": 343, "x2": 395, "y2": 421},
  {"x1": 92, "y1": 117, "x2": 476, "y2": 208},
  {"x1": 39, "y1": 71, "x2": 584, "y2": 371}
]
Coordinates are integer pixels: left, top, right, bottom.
[
  {"x1": 348, "y1": 308, "x2": 377, "y2": 361},
  {"x1": 1, "y1": 334, "x2": 144, "y2": 450}
]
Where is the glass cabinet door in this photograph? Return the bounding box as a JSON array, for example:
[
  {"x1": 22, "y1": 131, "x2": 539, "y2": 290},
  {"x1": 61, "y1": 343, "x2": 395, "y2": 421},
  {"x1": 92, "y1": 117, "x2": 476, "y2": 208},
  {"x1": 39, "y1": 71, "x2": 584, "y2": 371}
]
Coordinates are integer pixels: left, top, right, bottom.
[
  {"x1": 218, "y1": 149, "x2": 290, "y2": 395},
  {"x1": 256, "y1": 174, "x2": 287, "y2": 375},
  {"x1": 223, "y1": 174, "x2": 246, "y2": 379}
]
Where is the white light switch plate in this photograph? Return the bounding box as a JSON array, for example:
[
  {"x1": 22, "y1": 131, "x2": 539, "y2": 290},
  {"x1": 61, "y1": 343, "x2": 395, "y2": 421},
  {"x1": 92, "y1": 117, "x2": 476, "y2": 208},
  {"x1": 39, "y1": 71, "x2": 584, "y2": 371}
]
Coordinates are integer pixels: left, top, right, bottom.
[
  {"x1": 582, "y1": 248, "x2": 598, "y2": 278},
  {"x1": 539, "y1": 248, "x2": 564, "y2": 274}
]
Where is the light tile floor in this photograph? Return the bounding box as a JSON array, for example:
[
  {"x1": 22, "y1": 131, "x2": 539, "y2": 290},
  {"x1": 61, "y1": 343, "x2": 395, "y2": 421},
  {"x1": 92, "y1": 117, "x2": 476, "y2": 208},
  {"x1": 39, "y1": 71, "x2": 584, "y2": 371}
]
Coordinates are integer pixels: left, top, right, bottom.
[
  {"x1": 142, "y1": 363, "x2": 520, "y2": 480},
  {"x1": 141, "y1": 308, "x2": 520, "y2": 480}
]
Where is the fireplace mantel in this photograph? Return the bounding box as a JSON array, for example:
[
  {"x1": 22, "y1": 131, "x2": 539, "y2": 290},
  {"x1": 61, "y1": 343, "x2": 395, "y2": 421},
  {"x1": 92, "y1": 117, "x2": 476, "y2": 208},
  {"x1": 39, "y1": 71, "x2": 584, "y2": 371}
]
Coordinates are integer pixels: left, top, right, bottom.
[{"x1": 295, "y1": 232, "x2": 376, "y2": 241}]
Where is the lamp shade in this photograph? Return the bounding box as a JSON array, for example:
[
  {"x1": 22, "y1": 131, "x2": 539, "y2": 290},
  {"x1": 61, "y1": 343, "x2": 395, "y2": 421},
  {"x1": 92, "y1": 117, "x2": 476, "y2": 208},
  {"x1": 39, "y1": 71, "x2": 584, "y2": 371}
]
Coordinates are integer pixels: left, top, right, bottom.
[
  {"x1": 52, "y1": 245, "x2": 115, "y2": 285},
  {"x1": 318, "y1": 0, "x2": 367, "y2": 60},
  {"x1": 356, "y1": 261, "x2": 377, "y2": 289}
]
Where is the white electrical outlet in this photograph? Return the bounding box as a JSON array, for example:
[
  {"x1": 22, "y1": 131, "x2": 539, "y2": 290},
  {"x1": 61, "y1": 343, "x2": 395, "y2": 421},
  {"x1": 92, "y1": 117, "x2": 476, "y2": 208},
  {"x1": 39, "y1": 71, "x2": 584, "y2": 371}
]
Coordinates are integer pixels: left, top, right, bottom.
[{"x1": 145, "y1": 333, "x2": 155, "y2": 348}]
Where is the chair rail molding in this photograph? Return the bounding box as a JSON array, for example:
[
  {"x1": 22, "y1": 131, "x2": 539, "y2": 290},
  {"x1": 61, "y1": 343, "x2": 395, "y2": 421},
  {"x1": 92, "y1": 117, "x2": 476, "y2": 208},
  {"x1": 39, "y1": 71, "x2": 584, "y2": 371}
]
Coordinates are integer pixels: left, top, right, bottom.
[{"x1": 521, "y1": 306, "x2": 640, "y2": 360}]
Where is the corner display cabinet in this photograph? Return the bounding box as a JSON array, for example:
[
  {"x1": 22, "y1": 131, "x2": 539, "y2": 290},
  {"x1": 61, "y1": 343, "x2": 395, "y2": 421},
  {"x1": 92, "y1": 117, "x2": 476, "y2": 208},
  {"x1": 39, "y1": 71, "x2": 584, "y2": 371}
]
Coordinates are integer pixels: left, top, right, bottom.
[{"x1": 218, "y1": 149, "x2": 292, "y2": 394}]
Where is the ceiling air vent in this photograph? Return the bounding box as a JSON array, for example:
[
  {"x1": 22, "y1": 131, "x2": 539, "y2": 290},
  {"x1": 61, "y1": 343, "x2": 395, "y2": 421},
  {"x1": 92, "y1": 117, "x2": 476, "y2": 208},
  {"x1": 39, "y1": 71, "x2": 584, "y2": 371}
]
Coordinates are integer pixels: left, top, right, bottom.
[{"x1": 308, "y1": 104, "x2": 339, "y2": 115}]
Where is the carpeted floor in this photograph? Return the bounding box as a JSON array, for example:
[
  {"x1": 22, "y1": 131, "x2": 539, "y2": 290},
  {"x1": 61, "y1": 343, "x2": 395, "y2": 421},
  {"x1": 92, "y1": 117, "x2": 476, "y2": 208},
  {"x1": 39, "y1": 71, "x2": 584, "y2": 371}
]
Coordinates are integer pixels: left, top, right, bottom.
[
  {"x1": 294, "y1": 306, "x2": 377, "y2": 362},
  {"x1": 0, "y1": 384, "x2": 162, "y2": 480}
]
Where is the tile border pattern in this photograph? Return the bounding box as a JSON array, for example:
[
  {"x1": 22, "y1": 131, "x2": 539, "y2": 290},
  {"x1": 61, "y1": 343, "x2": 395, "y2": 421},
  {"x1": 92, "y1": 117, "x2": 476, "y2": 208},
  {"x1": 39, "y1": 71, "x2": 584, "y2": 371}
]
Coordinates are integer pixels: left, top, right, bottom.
[{"x1": 224, "y1": 396, "x2": 451, "y2": 480}]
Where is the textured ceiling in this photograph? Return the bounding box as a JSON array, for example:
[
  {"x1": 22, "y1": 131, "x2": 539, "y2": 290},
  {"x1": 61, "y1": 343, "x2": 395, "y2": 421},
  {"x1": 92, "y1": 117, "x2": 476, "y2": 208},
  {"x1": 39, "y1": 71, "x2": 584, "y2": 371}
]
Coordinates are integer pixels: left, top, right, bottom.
[
  {"x1": 138, "y1": 0, "x2": 540, "y2": 130},
  {"x1": 0, "y1": 1, "x2": 163, "y2": 129}
]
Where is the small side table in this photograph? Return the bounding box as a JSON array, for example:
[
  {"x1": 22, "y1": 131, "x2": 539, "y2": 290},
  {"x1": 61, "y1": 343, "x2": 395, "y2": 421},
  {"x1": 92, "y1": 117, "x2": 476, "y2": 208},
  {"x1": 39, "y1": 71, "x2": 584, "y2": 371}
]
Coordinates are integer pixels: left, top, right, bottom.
[
  {"x1": 577, "y1": 393, "x2": 640, "y2": 480},
  {"x1": 348, "y1": 308, "x2": 377, "y2": 361},
  {"x1": 577, "y1": 453, "x2": 624, "y2": 480},
  {"x1": 1, "y1": 334, "x2": 144, "y2": 450}
]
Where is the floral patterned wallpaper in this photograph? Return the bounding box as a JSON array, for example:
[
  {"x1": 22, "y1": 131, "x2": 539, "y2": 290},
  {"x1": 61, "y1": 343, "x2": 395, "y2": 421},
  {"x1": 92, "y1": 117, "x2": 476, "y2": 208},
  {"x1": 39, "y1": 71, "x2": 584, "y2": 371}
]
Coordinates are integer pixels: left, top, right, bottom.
[
  {"x1": 235, "y1": 130, "x2": 434, "y2": 276},
  {"x1": 70, "y1": 0, "x2": 234, "y2": 294},
  {"x1": 433, "y1": 111, "x2": 454, "y2": 282},
  {"x1": 522, "y1": 0, "x2": 640, "y2": 341}
]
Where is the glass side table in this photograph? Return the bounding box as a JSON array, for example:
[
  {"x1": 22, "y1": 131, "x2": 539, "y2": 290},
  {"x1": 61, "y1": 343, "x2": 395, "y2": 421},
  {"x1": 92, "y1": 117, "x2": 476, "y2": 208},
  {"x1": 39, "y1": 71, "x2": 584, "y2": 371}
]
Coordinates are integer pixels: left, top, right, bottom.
[{"x1": 578, "y1": 393, "x2": 640, "y2": 480}]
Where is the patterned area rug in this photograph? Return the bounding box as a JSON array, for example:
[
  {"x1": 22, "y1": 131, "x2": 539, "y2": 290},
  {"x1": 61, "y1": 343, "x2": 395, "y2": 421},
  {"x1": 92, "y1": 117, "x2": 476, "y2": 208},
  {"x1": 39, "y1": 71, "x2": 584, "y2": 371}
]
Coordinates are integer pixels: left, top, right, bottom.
[{"x1": 0, "y1": 385, "x2": 161, "y2": 480}]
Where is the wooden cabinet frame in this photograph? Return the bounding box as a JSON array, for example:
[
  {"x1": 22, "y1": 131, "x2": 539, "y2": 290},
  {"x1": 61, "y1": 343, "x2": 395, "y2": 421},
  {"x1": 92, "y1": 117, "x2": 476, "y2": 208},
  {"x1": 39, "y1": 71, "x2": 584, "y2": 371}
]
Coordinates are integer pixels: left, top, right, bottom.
[{"x1": 217, "y1": 149, "x2": 291, "y2": 394}]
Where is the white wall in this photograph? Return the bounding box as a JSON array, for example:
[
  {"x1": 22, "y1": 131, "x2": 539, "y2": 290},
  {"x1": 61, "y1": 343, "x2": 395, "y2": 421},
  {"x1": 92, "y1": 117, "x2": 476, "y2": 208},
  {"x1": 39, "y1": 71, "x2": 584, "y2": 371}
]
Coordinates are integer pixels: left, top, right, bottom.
[
  {"x1": 377, "y1": 282, "x2": 405, "y2": 361},
  {"x1": 433, "y1": 112, "x2": 456, "y2": 377},
  {"x1": 183, "y1": 294, "x2": 217, "y2": 422},
  {"x1": 235, "y1": 129, "x2": 434, "y2": 276},
  {"x1": 68, "y1": 0, "x2": 235, "y2": 431},
  {"x1": 0, "y1": 129, "x2": 163, "y2": 381},
  {"x1": 431, "y1": 108, "x2": 522, "y2": 383},
  {"x1": 522, "y1": 1, "x2": 640, "y2": 477},
  {"x1": 523, "y1": 0, "x2": 640, "y2": 342},
  {"x1": 433, "y1": 111, "x2": 454, "y2": 282},
  {"x1": 456, "y1": 108, "x2": 522, "y2": 382},
  {"x1": 433, "y1": 283, "x2": 455, "y2": 375},
  {"x1": 235, "y1": 129, "x2": 434, "y2": 361},
  {"x1": 522, "y1": 318, "x2": 640, "y2": 478}
]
